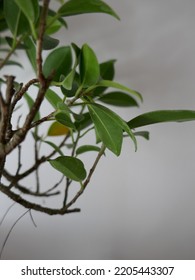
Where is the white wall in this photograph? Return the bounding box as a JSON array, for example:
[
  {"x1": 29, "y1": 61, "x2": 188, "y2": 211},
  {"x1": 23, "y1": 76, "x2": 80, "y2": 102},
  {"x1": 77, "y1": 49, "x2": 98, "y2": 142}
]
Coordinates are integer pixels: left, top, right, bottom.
[{"x1": 1, "y1": 0, "x2": 195, "y2": 259}]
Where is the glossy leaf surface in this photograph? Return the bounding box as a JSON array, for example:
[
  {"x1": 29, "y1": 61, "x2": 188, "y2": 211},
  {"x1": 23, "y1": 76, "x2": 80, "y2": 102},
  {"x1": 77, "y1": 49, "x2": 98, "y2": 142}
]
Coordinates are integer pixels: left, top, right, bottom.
[
  {"x1": 43, "y1": 46, "x2": 72, "y2": 81},
  {"x1": 98, "y1": 91, "x2": 139, "y2": 107},
  {"x1": 48, "y1": 156, "x2": 87, "y2": 181},
  {"x1": 128, "y1": 110, "x2": 195, "y2": 129},
  {"x1": 98, "y1": 80, "x2": 143, "y2": 102},
  {"x1": 80, "y1": 44, "x2": 100, "y2": 87},
  {"x1": 58, "y1": 0, "x2": 120, "y2": 20},
  {"x1": 76, "y1": 145, "x2": 101, "y2": 155},
  {"x1": 87, "y1": 103, "x2": 123, "y2": 155}
]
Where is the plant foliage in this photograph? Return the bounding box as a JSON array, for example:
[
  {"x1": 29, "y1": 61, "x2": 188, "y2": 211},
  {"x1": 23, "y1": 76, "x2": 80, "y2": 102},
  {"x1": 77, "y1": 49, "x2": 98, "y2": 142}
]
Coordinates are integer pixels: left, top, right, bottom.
[{"x1": 0, "y1": 0, "x2": 195, "y2": 215}]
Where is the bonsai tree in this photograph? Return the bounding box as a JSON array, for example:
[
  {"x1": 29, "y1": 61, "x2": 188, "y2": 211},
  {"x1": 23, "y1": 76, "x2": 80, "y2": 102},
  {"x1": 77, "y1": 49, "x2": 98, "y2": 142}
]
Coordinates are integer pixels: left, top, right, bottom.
[{"x1": 1, "y1": 0, "x2": 195, "y2": 217}]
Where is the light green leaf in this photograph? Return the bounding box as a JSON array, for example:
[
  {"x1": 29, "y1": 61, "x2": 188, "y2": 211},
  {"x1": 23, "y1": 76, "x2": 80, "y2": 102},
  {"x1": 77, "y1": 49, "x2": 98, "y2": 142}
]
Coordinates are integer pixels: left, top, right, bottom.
[
  {"x1": 80, "y1": 44, "x2": 100, "y2": 87},
  {"x1": 98, "y1": 80, "x2": 143, "y2": 102},
  {"x1": 48, "y1": 156, "x2": 87, "y2": 182},
  {"x1": 43, "y1": 46, "x2": 72, "y2": 81},
  {"x1": 62, "y1": 69, "x2": 75, "y2": 90},
  {"x1": 46, "y1": 16, "x2": 63, "y2": 35},
  {"x1": 58, "y1": 0, "x2": 120, "y2": 20},
  {"x1": 87, "y1": 103, "x2": 123, "y2": 155},
  {"x1": 98, "y1": 91, "x2": 139, "y2": 107},
  {"x1": 128, "y1": 110, "x2": 195, "y2": 129},
  {"x1": 76, "y1": 145, "x2": 101, "y2": 156}
]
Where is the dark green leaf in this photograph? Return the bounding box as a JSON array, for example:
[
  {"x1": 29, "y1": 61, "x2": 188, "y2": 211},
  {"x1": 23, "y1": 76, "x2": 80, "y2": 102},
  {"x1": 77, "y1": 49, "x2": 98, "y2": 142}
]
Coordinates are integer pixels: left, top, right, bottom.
[
  {"x1": 43, "y1": 46, "x2": 72, "y2": 81},
  {"x1": 128, "y1": 110, "x2": 195, "y2": 129},
  {"x1": 58, "y1": 0, "x2": 120, "y2": 20},
  {"x1": 80, "y1": 44, "x2": 100, "y2": 87},
  {"x1": 5, "y1": 36, "x2": 26, "y2": 49},
  {"x1": 134, "y1": 131, "x2": 150, "y2": 140},
  {"x1": 76, "y1": 145, "x2": 101, "y2": 155},
  {"x1": 48, "y1": 156, "x2": 87, "y2": 181},
  {"x1": 75, "y1": 112, "x2": 92, "y2": 130},
  {"x1": 4, "y1": 0, "x2": 30, "y2": 36},
  {"x1": 98, "y1": 91, "x2": 139, "y2": 107},
  {"x1": 61, "y1": 72, "x2": 80, "y2": 97},
  {"x1": 42, "y1": 35, "x2": 59, "y2": 50},
  {"x1": 55, "y1": 111, "x2": 76, "y2": 129},
  {"x1": 98, "y1": 80, "x2": 143, "y2": 102}
]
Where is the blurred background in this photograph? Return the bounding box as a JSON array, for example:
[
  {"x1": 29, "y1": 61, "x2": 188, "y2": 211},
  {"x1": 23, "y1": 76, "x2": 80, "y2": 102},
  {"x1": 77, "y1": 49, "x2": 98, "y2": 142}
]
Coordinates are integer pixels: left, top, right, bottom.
[{"x1": 0, "y1": 0, "x2": 195, "y2": 259}]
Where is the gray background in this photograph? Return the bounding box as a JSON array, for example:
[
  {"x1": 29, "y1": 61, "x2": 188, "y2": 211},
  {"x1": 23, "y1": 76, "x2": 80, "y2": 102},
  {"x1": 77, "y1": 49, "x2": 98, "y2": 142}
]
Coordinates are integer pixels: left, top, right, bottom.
[{"x1": 0, "y1": 0, "x2": 195, "y2": 259}]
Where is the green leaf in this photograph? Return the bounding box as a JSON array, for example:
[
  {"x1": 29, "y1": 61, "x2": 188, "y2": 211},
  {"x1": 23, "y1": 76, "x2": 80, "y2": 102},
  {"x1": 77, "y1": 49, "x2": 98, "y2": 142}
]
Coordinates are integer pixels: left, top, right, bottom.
[
  {"x1": 45, "y1": 16, "x2": 63, "y2": 35},
  {"x1": 97, "y1": 80, "x2": 143, "y2": 102},
  {"x1": 45, "y1": 88, "x2": 62, "y2": 109},
  {"x1": 24, "y1": 92, "x2": 40, "y2": 121},
  {"x1": 4, "y1": 0, "x2": 29, "y2": 36},
  {"x1": 75, "y1": 112, "x2": 92, "y2": 130},
  {"x1": 90, "y1": 103, "x2": 137, "y2": 150},
  {"x1": 44, "y1": 140, "x2": 64, "y2": 156},
  {"x1": 87, "y1": 103, "x2": 123, "y2": 155},
  {"x1": 1, "y1": 60, "x2": 23, "y2": 68},
  {"x1": 43, "y1": 46, "x2": 72, "y2": 81},
  {"x1": 24, "y1": 37, "x2": 36, "y2": 72},
  {"x1": 93, "y1": 59, "x2": 116, "y2": 96},
  {"x1": 76, "y1": 145, "x2": 101, "y2": 156},
  {"x1": 62, "y1": 69, "x2": 75, "y2": 90},
  {"x1": 80, "y1": 44, "x2": 100, "y2": 87},
  {"x1": 48, "y1": 156, "x2": 87, "y2": 182},
  {"x1": 134, "y1": 131, "x2": 150, "y2": 140},
  {"x1": 128, "y1": 110, "x2": 195, "y2": 129},
  {"x1": 58, "y1": 0, "x2": 120, "y2": 20},
  {"x1": 47, "y1": 121, "x2": 70, "y2": 137},
  {"x1": 98, "y1": 91, "x2": 139, "y2": 107},
  {"x1": 5, "y1": 36, "x2": 26, "y2": 49},
  {"x1": 42, "y1": 35, "x2": 59, "y2": 50},
  {"x1": 15, "y1": 0, "x2": 39, "y2": 23},
  {"x1": 55, "y1": 111, "x2": 76, "y2": 129},
  {"x1": 61, "y1": 72, "x2": 80, "y2": 97}
]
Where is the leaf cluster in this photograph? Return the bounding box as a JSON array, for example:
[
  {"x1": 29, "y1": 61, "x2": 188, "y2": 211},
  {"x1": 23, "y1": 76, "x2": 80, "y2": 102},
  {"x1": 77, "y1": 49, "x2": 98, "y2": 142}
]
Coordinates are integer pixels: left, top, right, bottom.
[{"x1": 0, "y1": 0, "x2": 195, "y2": 215}]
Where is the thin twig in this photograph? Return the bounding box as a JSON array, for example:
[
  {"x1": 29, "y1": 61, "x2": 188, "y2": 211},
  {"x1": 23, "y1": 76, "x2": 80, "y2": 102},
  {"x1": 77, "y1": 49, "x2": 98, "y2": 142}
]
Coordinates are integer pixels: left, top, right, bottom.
[{"x1": 65, "y1": 144, "x2": 106, "y2": 209}]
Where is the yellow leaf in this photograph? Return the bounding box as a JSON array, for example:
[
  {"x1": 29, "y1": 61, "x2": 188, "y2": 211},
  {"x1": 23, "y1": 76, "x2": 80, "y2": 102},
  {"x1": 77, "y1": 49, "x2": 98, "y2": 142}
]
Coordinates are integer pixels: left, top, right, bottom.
[{"x1": 48, "y1": 121, "x2": 69, "y2": 136}]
